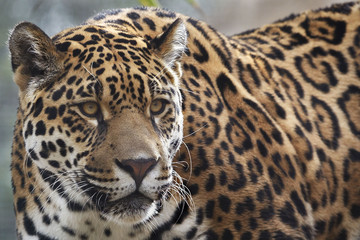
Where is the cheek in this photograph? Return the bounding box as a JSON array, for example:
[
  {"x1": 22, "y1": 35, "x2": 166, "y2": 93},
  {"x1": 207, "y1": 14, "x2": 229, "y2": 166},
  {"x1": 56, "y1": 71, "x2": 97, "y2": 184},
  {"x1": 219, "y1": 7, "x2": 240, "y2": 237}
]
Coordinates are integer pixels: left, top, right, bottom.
[
  {"x1": 23, "y1": 119, "x2": 82, "y2": 170},
  {"x1": 23, "y1": 119, "x2": 44, "y2": 157},
  {"x1": 167, "y1": 119, "x2": 184, "y2": 158}
]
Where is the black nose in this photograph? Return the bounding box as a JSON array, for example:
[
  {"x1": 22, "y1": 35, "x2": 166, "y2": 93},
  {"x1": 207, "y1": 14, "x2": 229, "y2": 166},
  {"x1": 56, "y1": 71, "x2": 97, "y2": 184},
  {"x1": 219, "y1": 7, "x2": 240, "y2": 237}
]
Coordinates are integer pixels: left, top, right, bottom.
[{"x1": 115, "y1": 158, "x2": 157, "y2": 188}]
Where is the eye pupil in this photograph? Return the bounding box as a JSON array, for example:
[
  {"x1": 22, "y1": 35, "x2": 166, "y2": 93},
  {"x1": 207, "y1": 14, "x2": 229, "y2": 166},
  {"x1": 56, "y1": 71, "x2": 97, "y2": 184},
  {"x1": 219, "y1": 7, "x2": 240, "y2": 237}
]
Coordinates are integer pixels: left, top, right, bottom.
[
  {"x1": 86, "y1": 103, "x2": 96, "y2": 112},
  {"x1": 80, "y1": 102, "x2": 99, "y2": 117},
  {"x1": 150, "y1": 99, "x2": 167, "y2": 115}
]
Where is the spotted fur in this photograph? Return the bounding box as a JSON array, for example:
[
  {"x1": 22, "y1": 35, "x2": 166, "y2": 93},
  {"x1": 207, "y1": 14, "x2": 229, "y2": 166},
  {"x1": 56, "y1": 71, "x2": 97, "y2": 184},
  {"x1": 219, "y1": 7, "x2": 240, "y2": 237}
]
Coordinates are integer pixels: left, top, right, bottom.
[{"x1": 8, "y1": 2, "x2": 360, "y2": 240}]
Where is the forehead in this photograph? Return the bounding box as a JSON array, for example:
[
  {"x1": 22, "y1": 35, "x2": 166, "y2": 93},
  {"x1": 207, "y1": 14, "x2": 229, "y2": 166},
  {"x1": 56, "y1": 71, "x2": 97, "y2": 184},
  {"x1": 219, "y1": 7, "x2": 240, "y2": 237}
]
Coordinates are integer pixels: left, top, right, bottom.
[
  {"x1": 54, "y1": 24, "x2": 156, "y2": 71},
  {"x1": 47, "y1": 25, "x2": 169, "y2": 109}
]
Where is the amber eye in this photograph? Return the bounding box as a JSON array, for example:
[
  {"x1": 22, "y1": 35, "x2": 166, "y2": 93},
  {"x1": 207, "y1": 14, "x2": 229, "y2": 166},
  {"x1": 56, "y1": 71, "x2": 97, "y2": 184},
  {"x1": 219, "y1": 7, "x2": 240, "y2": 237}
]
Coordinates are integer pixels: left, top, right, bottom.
[
  {"x1": 78, "y1": 102, "x2": 100, "y2": 118},
  {"x1": 150, "y1": 99, "x2": 169, "y2": 115}
]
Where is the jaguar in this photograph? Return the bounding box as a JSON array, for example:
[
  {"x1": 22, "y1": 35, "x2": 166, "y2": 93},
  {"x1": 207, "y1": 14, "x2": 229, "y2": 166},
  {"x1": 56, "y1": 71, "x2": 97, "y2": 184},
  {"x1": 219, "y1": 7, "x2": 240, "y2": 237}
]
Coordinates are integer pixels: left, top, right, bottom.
[{"x1": 8, "y1": 2, "x2": 360, "y2": 239}]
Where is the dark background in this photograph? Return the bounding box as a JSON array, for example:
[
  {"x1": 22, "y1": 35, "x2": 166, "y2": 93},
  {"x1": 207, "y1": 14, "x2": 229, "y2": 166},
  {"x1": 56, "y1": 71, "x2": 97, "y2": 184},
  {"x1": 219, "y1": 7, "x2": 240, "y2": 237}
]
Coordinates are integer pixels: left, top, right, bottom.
[{"x1": 0, "y1": 0, "x2": 348, "y2": 239}]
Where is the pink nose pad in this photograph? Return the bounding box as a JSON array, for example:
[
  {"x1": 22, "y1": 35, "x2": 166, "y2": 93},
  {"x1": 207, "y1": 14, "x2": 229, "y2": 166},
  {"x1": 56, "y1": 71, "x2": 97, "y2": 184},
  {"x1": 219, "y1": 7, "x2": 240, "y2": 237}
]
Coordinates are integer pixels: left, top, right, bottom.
[{"x1": 116, "y1": 158, "x2": 157, "y2": 188}]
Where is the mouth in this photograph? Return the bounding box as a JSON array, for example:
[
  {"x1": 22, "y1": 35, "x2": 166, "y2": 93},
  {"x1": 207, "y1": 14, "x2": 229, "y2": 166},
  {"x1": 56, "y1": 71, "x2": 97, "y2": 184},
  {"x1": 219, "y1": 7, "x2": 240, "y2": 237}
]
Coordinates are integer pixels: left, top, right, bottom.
[
  {"x1": 97, "y1": 191, "x2": 159, "y2": 224},
  {"x1": 102, "y1": 191, "x2": 154, "y2": 213},
  {"x1": 81, "y1": 183, "x2": 156, "y2": 219},
  {"x1": 78, "y1": 179, "x2": 165, "y2": 223}
]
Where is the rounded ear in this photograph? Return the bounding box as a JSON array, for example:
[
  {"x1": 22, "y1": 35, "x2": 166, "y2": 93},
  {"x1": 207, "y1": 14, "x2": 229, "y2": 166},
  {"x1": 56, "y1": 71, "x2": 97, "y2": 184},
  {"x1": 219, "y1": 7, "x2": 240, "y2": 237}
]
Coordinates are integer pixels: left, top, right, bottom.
[
  {"x1": 151, "y1": 18, "x2": 187, "y2": 69},
  {"x1": 8, "y1": 22, "x2": 63, "y2": 92}
]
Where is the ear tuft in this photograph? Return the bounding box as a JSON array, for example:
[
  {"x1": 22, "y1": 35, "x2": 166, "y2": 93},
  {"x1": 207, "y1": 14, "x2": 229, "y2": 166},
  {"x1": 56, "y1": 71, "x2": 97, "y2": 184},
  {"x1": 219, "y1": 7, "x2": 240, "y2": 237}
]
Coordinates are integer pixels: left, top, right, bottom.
[
  {"x1": 151, "y1": 18, "x2": 187, "y2": 68},
  {"x1": 8, "y1": 22, "x2": 63, "y2": 92}
]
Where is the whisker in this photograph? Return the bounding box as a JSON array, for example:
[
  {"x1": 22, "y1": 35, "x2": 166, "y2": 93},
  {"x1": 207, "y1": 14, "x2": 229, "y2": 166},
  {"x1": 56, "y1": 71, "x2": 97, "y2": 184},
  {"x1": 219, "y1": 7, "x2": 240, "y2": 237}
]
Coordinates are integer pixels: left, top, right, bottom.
[
  {"x1": 180, "y1": 140, "x2": 193, "y2": 183},
  {"x1": 83, "y1": 65, "x2": 97, "y2": 80},
  {"x1": 183, "y1": 123, "x2": 208, "y2": 139},
  {"x1": 179, "y1": 86, "x2": 200, "y2": 96}
]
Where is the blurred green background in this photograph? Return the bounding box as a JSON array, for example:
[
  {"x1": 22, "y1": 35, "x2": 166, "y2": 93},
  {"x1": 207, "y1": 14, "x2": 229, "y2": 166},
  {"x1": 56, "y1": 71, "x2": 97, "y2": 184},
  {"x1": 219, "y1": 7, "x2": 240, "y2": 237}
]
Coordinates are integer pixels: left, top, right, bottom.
[{"x1": 0, "y1": 0, "x2": 348, "y2": 239}]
